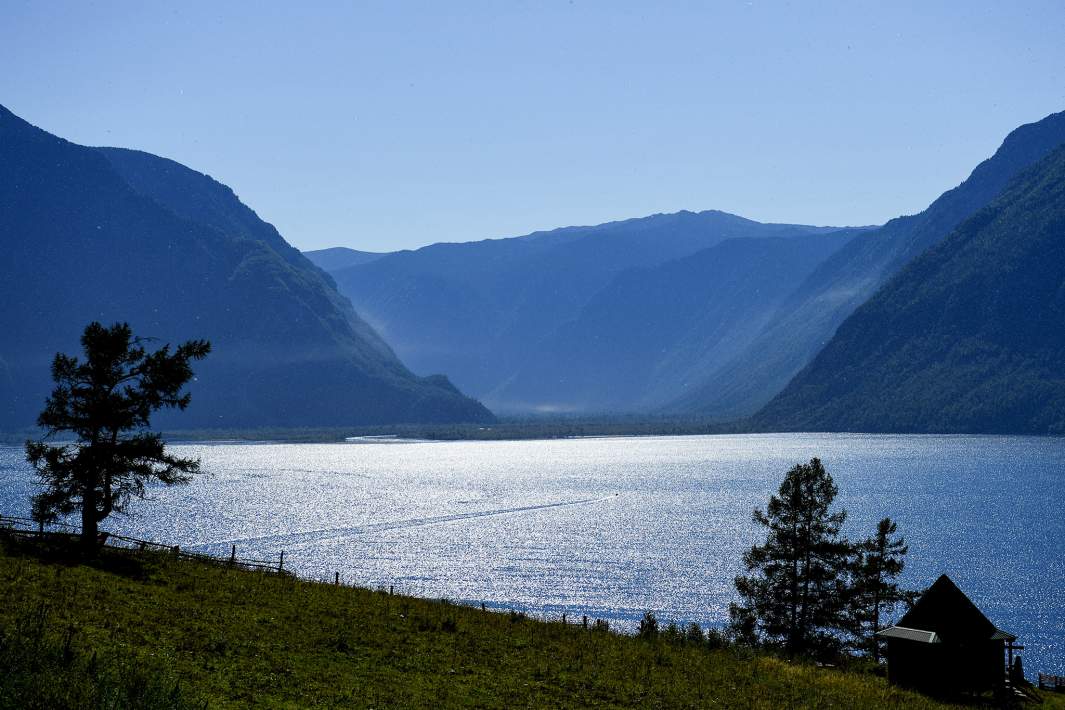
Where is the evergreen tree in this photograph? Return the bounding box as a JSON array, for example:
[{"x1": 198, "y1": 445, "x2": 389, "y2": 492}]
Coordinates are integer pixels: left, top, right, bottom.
[
  {"x1": 729, "y1": 458, "x2": 852, "y2": 656},
  {"x1": 848, "y1": 517, "x2": 910, "y2": 661},
  {"x1": 25, "y1": 322, "x2": 210, "y2": 552}
]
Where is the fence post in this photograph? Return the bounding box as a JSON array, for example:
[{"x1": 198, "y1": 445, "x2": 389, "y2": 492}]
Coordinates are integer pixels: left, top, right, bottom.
[
  {"x1": 389, "y1": 584, "x2": 393, "y2": 596},
  {"x1": 230, "y1": 544, "x2": 236, "y2": 566},
  {"x1": 335, "y1": 572, "x2": 340, "y2": 586},
  {"x1": 583, "y1": 615, "x2": 588, "y2": 629},
  {"x1": 562, "y1": 613, "x2": 567, "y2": 624},
  {"x1": 278, "y1": 550, "x2": 284, "y2": 573},
  {"x1": 481, "y1": 603, "x2": 486, "y2": 612}
]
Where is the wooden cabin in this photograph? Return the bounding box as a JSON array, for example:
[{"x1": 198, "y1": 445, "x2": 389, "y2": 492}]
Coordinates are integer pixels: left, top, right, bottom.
[{"x1": 877, "y1": 575, "x2": 1017, "y2": 694}]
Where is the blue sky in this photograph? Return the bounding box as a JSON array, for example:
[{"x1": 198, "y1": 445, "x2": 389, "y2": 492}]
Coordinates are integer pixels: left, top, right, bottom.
[{"x1": 3, "y1": 1, "x2": 1064, "y2": 252}]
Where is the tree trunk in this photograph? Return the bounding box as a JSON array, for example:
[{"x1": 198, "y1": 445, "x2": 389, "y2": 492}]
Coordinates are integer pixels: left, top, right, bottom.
[
  {"x1": 798, "y1": 513, "x2": 813, "y2": 655},
  {"x1": 790, "y1": 521, "x2": 800, "y2": 655},
  {"x1": 871, "y1": 559, "x2": 882, "y2": 663},
  {"x1": 81, "y1": 487, "x2": 99, "y2": 555},
  {"x1": 873, "y1": 583, "x2": 881, "y2": 659}
]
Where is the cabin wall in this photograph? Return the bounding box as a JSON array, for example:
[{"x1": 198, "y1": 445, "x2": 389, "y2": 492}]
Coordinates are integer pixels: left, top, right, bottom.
[
  {"x1": 886, "y1": 639, "x2": 939, "y2": 689},
  {"x1": 887, "y1": 640, "x2": 1004, "y2": 694}
]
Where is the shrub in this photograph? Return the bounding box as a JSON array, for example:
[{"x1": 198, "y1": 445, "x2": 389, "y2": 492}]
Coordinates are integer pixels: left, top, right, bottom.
[
  {"x1": 638, "y1": 611, "x2": 659, "y2": 639},
  {"x1": 705, "y1": 627, "x2": 730, "y2": 650}
]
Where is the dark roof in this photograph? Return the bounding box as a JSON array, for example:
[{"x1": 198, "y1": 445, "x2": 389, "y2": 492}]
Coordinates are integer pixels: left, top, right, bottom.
[{"x1": 897, "y1": 575, "x2": 1015, "y2": 643}]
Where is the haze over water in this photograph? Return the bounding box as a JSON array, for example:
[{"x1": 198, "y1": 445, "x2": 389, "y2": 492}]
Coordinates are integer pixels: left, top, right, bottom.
[{"x1": 2, "y1": 433, "x2": 1062, "y2": 674}]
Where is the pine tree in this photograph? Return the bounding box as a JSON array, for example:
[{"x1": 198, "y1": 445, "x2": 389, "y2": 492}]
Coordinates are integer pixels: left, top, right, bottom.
[
  {"x1": 729, "y1": 458, "x2": 852, "y2": 656},
  {"x1": 25, "y1": 322, "x2": 210, "y2": 552},
  {"x1": 848, "y1": 517, "x2": 910, "y2": 662}
]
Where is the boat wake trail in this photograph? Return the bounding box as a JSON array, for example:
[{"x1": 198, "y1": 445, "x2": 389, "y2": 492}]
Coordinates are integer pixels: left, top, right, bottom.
[{"x1": 186, "y1": 495, "x2": 615, "y2": 552}]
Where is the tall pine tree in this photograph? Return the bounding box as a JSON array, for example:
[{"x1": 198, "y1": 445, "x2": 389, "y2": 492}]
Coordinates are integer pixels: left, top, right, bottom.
[
  {"x1": 848, "y1": 517, "x2": 911, "y2": 661},
  {"x1": 729, "y1": 458, "x2": 852, "y2": 656}
]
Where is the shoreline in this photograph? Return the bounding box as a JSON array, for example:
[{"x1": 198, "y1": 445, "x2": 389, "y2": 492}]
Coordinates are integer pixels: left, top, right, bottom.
[{"x1": 6, "y1": 422, "x2": 1065, "y2": 446}]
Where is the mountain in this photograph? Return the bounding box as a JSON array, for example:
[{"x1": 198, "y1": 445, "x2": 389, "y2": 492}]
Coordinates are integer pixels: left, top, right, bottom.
[
  {"x1": 323, "y1": 211, "x2": 848, "y2": 408},
  {"x1": 671, "y1": 109, "x2": 1065, "y2": 418},
  {"x1": 0, "y1": 105, "x2": 492, "y2": 429},
  {"x1": 304, "y1": 247, "x2": 387, "y2": 272},
  {"x1": 493, "y1": 230, "x2": 860, "y2": 412},
  {"x1": 754, "y1": 143, "x2": 1065, "y2": 434}
]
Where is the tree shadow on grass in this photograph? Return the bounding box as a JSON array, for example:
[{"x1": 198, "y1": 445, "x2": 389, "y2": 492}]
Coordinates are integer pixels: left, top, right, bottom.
[{"x1": 1, "y1": 534, "x2": 152, "y2": 580}]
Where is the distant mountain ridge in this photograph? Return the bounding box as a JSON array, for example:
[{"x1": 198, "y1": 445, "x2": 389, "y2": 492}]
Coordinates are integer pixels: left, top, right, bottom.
[
  {"x1": 754, "y1": 142, "x2": 1065, "y2": 433},
  {"x1": 320, "y1": 210, "x2": 855, "y2": 411},
  {"x1": 0, "y1": 104, "x2": 492, "y2": 429},
  {"x1": 311, "y1": 110, "x2": 1065, "y2": 426},
  {"x1": 493, "y1": 230, "x2": 861, "y2": 411},
  {"x1": 304, "y1": 247, "x2": 388, "y2": 272}
]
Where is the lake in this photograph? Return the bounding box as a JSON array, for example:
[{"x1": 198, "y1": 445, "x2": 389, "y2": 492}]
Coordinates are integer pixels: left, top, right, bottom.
[{"x1": 1, "y1": 433, "x2": 1063, "y2": 674}]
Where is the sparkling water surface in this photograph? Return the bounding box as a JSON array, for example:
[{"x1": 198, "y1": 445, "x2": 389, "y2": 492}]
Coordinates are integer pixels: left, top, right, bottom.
[{"x1": 2, "y1": 434, "x2": 1063, "y2": 673}]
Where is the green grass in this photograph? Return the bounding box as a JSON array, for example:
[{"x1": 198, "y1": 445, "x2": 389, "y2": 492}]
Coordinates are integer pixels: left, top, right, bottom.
[{"x1": 1, "y1": 537, "x2": 1060, "y2": 709}]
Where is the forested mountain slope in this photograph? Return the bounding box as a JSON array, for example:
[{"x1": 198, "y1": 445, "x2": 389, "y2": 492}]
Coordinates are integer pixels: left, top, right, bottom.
[
  {"x1": 672, "y1": 109, "x2": 1065, "y2": 418},
  {"x1": 755, "y1": 144, "x2": 1065, "y2": 433}
]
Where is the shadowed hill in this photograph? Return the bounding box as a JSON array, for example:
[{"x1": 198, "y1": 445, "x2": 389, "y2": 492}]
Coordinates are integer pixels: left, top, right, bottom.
[{"x1": 0, "y1": 104, "x2": 492, "y2": 429}]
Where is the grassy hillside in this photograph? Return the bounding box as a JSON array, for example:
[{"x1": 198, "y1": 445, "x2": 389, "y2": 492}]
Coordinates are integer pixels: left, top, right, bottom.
[{"x1": 3, "y1": 538, "x2": 1045, "y2": 709}]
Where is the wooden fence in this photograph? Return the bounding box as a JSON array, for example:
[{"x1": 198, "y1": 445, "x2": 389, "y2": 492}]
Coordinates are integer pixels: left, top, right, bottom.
[
  {"x1": 0, "y1": 513, "x2": 287, "y2": 574},
  {"x1": 1, "y1": 512, "x2": 605, "y2": 624}
]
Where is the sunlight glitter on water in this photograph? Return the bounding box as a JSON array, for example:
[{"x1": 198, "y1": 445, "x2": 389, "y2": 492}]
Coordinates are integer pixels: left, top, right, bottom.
[{"x1": 2, "y1": 433, "x2": 1063, "y2": 673}]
